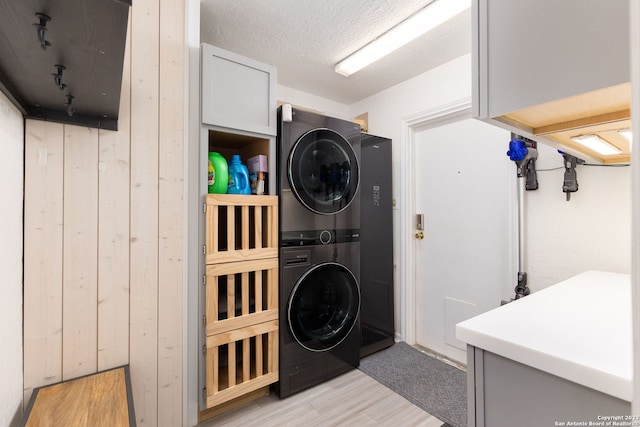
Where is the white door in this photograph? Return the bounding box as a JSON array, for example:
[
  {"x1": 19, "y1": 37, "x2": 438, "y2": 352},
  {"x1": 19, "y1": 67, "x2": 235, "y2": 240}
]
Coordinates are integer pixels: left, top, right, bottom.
[{"x1": 413, "y1": 117, "x2": 515, "y2": 364}]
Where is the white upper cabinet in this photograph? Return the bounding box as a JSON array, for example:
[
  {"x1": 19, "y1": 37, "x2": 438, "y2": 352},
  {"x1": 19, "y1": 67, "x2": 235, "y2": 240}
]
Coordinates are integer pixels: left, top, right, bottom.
[
  {"x1": 201, "y1": 43, "x2": 277, "y2": 136},
  {"x1": 473, "y1": 0, "x2": 631, "y2": 163}
]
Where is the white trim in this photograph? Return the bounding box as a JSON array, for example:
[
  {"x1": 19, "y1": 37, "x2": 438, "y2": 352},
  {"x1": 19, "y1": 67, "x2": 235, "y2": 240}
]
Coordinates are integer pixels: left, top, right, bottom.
[
  {"x1": 185, "y1": 0, "x2": 200, "y2": 425},
  {"x1": 630, "y1": 0, "x2": 640, "y2": 417},
  {"x1": 399, "y1": 97, "x2": 471, "y2": 345}
]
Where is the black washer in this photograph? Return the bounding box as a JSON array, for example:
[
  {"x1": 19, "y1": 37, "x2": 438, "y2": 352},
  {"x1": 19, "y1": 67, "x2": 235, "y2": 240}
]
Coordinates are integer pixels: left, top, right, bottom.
[{"x1": 287, "y1": 262, "x2": 360, "y2": 352}]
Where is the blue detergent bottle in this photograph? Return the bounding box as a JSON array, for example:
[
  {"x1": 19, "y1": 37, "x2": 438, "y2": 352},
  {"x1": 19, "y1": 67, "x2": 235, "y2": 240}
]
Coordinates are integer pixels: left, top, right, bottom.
[{"x1": 227, "y1": 154, "x2": 251, "y2": 194}]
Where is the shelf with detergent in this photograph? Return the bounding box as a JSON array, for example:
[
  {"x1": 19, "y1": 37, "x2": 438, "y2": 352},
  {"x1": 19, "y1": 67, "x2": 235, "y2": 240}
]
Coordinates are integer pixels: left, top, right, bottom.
[
  {"x1": 208, "y1": 130, "x2": 270, "y2": 165},
  {"x1": 208, "y1": 129, "x2": 272, "y2": 195}
]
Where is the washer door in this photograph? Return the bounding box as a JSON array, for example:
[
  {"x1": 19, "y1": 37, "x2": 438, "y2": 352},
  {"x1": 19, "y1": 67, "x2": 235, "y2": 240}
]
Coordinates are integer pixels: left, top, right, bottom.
[
  {"x1": 288, "y1": 262, "x2": 360, "y2": 352},
  {"x1": 288, "y1": 128, "x2": 359, "y2": 215}
]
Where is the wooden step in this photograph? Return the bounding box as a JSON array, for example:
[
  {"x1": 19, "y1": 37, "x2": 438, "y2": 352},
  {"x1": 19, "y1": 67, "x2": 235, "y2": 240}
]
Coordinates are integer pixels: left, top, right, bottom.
[{"x1": 22, "y1": 365, "x2": 135, "y2": 426}]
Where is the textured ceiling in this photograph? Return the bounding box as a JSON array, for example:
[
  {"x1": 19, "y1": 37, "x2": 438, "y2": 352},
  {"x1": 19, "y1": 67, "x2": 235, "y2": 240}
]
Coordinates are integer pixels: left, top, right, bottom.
[{"x1": 200, "y1": 0, "x2": 471, "y2": 104}]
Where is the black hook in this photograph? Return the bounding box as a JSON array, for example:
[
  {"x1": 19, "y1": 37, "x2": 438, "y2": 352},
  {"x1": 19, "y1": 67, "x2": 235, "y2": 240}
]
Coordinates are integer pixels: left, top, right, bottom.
[
  {"x1": 65, "y1": 94, "x2": 74, "y2": 117},
  {"x1": 52, "y1": 64, "x2": 66, "y2": 90},
  {"x1": 33, "y1": 13, "x2": 52, "y2": 50}
]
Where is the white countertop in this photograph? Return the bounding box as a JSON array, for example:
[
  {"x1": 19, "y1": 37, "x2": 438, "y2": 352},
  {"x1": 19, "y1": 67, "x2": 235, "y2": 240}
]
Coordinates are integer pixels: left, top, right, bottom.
[{"x1": 456, "y1": 270, "x2": 632, "y2": 402}]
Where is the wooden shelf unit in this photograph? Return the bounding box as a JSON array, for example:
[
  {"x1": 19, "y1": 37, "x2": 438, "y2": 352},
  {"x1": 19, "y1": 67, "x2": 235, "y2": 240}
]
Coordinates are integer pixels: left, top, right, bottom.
[
  {"x1": 198, "y1": 45, "x2": 279, "y2": 420},
  {"x1": 205, "y1": 194, "x2": 278, "y2": 263},
  {"x1": 203, "y1": 194, "x2": 279, "y2": 411},
  {"x1": 205, "y1": 320, "x2": 278, "y2": 408}
]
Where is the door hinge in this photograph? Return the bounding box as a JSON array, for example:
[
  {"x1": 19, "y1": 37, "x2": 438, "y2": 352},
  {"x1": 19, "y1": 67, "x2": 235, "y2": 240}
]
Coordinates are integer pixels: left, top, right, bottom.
[
  {"x1": 203, "y1": 203, "x2": 207, "y2": 214},
  {"x1": 202, "y1": 388, "x2": 207, "y2": 399},
  {"x1": 202, "y1": 274, "x2": 206, "y2": 286},
  {"x1": 202, "y1": 344, "x2": 207, "y2": 355},
  {"x1": 202, "y1": 315, "x2": 206, "y2": 327},
  {"x1": 202, "y1": 244, "x2": 206, "y2": 255}
]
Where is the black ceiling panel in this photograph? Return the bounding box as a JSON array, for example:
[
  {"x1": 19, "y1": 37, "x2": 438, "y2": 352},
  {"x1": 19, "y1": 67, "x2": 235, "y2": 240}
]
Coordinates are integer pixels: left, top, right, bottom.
[{"x1": 0, "y1": 0, "x2": 131, "y2": 130}]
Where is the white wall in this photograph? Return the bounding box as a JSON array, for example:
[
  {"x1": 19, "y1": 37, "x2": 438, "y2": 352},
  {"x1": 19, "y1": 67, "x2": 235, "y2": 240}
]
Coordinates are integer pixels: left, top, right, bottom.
[
  {"x1": 349, "y1": 54, "x2": 472, "y2": 139},
  {"x1": 277, "y1": 84, "x2": 351, "y2": 120},
  {"x1": 526, "y1": 143, "x2": 631, "y2": 290},
  {"x1": 0, "y1": 91, "x2": 24, "y2": 426}
]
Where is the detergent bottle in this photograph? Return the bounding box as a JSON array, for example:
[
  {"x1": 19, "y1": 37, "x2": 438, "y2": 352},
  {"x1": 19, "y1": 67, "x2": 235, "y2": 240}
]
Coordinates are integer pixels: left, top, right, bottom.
[
  {"x1": 208, "y1": 152, "x2": 228, "y2": 194},
  {"x1": 227, "y1": 154, "x2": 251, "y2": 194}
]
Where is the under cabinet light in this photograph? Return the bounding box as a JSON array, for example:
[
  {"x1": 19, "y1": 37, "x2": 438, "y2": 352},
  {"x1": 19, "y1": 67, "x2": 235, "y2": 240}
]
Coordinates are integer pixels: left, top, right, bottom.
[
  {"x1": 571, "y1": 134, "x2": 622, "y2": 156},
  {"x1": 618, "y1": 129, "x2": 633, "y2": 144},
  {"x1": 334, "y1": 0, "x2": 471, "y2": 77}
]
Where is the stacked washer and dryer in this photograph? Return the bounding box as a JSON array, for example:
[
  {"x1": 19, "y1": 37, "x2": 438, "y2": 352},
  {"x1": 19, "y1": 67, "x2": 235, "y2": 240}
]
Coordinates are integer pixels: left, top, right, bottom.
[{"x1": 276, "y1": 106, "x2": 363, "y2": 398}]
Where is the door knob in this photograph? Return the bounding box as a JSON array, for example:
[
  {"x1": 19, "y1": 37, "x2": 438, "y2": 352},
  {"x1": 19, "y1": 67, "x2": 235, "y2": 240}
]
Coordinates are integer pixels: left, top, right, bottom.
[{"x1": 415, "y1": 231, "x2": 424, "y2": 239}]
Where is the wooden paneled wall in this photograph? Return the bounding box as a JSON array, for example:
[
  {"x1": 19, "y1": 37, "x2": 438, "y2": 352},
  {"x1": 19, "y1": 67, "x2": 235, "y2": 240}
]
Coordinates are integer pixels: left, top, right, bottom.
[{"x1": 23, "y1": 1, "x2": 185, "y2": 425}]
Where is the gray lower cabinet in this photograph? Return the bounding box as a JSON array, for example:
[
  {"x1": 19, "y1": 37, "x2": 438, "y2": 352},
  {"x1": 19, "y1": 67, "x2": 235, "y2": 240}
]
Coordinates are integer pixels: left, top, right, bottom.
[{"x1": 467, "y1": 345, "x2": 630, "y2": 427}]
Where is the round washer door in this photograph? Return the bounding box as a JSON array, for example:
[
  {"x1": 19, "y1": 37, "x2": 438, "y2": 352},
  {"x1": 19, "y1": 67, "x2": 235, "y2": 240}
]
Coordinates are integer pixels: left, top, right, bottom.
[
  {"x1": 288, "y1": 128, "x2": 359, "y2": 215},
  {"x1": 288, "y1": 262, "x2": 360, "y2": 352}
]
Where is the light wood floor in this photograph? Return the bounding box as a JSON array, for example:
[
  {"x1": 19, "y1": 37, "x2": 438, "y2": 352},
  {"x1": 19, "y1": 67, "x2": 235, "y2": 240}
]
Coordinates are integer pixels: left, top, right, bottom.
[{"x1": 198, "y1": 369, "x2": 444, "y2": 426}]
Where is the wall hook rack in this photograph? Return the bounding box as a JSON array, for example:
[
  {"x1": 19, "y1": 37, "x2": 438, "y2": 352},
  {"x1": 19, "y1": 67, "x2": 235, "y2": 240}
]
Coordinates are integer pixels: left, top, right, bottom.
[
  {"x1": 2, "y1": 2, "x2": 131, "y2": 130},
  {"x1": 52, "y1": 64, "x2": 66, "y2": 90},
  {"x1": 33, "y1": 13, "x2": 52, "y2": 50},
  {"x1": 65, "y1": 94, "x2": 74, "y2": 117}
]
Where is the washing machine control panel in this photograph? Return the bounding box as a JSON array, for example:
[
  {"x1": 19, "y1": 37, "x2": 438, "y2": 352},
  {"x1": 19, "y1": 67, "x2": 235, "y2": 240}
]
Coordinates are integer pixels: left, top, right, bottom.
[{"x1": 281, "y1": 229, "x2": 360, "y2": 247}]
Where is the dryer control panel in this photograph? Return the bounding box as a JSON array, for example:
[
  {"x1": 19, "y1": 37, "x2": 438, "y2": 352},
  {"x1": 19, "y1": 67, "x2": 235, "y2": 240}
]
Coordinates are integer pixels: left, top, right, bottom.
[{"x1": 281, "y1": 229, "x2": 360, "y2": 247}]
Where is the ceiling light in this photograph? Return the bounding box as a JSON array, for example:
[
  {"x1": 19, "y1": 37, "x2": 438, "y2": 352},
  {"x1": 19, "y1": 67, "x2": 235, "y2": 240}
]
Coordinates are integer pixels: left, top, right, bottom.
[
  {"x1": 618, "y1": 129, "x2": 633, "y2": 143},
  {"x1": 334, "y1": 0, "x2": 471, "y2": 77},
  {"x1": 571, "y1": 134, "x2": 622, "y2": 156}
]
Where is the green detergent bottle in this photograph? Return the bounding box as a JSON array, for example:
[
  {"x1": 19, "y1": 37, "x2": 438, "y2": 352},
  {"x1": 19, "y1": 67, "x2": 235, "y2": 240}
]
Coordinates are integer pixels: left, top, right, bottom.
[{"x1": 208, "y1": 152, "x2": 228, "y2": 193}]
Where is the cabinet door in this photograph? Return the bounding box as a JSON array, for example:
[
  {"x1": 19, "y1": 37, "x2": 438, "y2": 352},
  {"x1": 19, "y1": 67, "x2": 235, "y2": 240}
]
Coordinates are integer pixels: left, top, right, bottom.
[
  {"x1": 468, "y1": 347, "x2": 631, "y2": 427},
  {"x1": 201, "y1": 44, "x2": 277, "y2": 136},
  {"x1": 474, "y1": 0, "x2": 630, "y2": 118}
]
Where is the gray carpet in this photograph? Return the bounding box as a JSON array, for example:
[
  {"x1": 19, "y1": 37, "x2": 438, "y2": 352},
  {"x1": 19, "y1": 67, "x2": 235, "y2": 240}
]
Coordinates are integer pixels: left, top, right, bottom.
[{"x1": 358, "y1": 342, "x2": 467, "y2": 427}]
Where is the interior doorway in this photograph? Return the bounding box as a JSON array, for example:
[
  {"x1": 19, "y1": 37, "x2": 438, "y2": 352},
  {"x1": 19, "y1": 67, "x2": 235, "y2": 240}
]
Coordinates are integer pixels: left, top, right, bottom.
[{"x1": 403, "y1": 102, "x2": 516, "y2": 364}]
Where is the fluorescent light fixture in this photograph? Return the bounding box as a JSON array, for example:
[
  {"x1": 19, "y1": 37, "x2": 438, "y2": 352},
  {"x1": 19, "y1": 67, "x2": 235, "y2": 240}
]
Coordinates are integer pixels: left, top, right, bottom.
[
  {"x1": 571, "y1": 134, "x2": 622, "y2": 156},
  {"x1": 334, "y1": 0, "x2": 471, "y2": 77},
  {"x1": 618, "y1": 129, "x2": 633, "y2": 143}
]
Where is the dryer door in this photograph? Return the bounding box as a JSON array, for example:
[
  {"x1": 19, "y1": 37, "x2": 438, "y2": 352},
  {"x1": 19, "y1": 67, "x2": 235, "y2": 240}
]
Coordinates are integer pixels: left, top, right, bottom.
[
  {"x1": 288, "y1": 262, "x2": 360, "y2": 352},
  {"x1": 288, "y1": 128, "x2": 359, "y2": 215}
]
